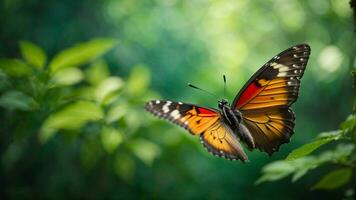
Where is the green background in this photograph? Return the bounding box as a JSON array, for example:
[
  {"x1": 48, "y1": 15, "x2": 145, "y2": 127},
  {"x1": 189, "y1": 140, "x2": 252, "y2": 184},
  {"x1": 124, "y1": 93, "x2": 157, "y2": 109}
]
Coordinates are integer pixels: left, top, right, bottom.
[{"x1": 0, "y1": 0, "x2": 354, "y2": 199}]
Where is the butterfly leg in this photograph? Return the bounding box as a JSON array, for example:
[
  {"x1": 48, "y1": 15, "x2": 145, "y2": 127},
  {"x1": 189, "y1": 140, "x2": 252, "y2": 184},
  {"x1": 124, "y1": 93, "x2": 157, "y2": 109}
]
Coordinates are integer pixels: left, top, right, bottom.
[{"x1": 237, "y1": 123, "x2": 255, "y2": 149}]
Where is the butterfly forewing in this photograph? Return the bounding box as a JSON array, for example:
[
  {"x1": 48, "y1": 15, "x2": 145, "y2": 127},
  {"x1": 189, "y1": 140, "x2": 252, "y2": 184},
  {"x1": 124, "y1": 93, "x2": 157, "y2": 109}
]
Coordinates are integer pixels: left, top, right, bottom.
[
  {"x1": 145, "y1": 100, "x2": 219, "y2": 135},
  {"x1": 232, "y1": 44, "x2": 310, "y2": 154},
  {"x1": 145, "y1": 100, "x2": 248, "y2": 161}
]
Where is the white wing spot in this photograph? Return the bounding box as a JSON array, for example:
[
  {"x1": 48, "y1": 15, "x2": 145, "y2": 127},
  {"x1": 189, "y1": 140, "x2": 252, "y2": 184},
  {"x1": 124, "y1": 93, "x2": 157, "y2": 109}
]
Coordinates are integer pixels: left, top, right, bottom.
[
  {"x1": 170, "y1": 110, "x2": 181, "y2": 119},
  {"x1": 278, "y1": 66, "x2": 290, "y2": 72},
  {"x1": 300, "y1": 58, "x2": 304, "y2": 61},
  {"x1": 155, "y1": 100, "x2": 160, "y2": 104},
  {"x1": 178, "y1": 102, "x2": 183, "y2": 105},
  {"x1": 277, "y1": 72, "x2": 287, "y2": 77},
  {"x1": 162, "y1": 101, "x2": 172, "y2": 113},
  {"x1": 272, "y1": 63, "x2": 288, "y2": 70}
]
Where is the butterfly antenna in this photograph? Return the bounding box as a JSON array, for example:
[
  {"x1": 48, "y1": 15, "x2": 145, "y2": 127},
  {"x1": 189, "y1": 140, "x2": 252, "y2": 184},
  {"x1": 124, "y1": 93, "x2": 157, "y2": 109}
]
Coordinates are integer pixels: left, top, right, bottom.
[
  {"x1": 188, "y1": 83, "x2": 219, "y2": 100},
  {"x1": 223, "y1": 74, "x2": 227, "y2": 99}
]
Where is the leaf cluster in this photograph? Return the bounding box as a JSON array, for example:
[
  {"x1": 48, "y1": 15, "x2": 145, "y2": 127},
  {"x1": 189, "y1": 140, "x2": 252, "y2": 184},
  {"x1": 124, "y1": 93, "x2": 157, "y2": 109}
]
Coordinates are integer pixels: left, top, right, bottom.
[
  {"x1": 257, "y1": 113, "x2": 356, "y2": 193},
  {"x1": 0, "y1": 39, "x2": 161, "y2": 181}
]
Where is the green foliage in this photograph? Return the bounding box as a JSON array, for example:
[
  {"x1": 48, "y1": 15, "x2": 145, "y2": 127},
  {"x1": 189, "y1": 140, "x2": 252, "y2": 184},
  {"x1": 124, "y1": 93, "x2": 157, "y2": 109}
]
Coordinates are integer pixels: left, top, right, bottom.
[
  {"x1": 286, "y1": 131, "x2": 341, "y2": 161},
  {"x1": 129, "y1": 138, "x2": 161, "y2": 166},
  {"x1": 49, "y1": 38, "x2": 118, "y2": 73},
  {"x1": 312, "y1": 168, "x2": 353, "y2": 190},
  {"x1": 0, "y1": 90, "x2": 34, "y2": 111},
  {"x1": 127, "y1": 64, "x2": 151, "y2": 96},
  {"x1": 256, "y1": 157, "x2": 319, "y2": 184},
  {"x1": 0, "y1": 59, "x2": 32, "y2": 77},
  {"x1": 52, "y1": 67, "x2": 84, "y2": 86},
  {"x1": 257, "y1": 110, "x2": 356, "y2": 192},
  {"x1": 0, "y1": 39, "x2": 161, "y2": 182},
  {"x1": 40, "y1": 101, "x2": 104, "y2": 142},
  {"x1": 19, "y1": 41, "x2": 47, "y2": 69}
]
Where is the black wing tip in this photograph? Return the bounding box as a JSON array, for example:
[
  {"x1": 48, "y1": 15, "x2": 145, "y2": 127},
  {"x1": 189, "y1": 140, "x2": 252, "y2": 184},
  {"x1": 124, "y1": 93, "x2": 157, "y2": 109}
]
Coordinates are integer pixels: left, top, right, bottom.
[{"x1": 293, "y1": 43, "x2": 311, "y2": 50}]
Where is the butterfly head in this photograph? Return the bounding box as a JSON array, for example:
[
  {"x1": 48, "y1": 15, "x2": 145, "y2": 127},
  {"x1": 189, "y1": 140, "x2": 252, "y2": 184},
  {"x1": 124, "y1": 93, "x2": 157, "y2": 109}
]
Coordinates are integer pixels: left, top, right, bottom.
[{"x1": 218, "y1": 99, "x2": 229, "y2": 109}]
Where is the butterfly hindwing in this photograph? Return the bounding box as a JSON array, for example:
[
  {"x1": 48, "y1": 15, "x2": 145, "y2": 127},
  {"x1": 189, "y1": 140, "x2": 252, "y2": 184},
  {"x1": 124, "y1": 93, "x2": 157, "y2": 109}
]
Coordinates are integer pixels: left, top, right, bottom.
[
  {"x1": 200, "y1": 121, "x2": 248, "y2": 161},
  {"x1": 145, "y1": 100, "x2": 248, "y2": 161},
  {"x1": 232, "y1": 44, "x2": 310, "y2": 154},
  {"x1": 242, "y1": 107, "x2": 295, "y2": 154}
]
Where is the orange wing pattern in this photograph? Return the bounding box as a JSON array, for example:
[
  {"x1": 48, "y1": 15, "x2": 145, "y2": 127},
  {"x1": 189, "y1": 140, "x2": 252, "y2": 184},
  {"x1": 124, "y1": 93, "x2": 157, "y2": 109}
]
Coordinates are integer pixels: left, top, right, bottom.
[
  {"x1": 200, "y1": 120, "x2": 247, "y2": 160},
  {"x1": 242, "y1": 108, "x2": 295, "y2": 154},
  {"x1": 145, "y1": 100, "x2": 248, "y2": 161},
  {"x1": 232, "y1": 44, "x2": 310, "y2": 154}
]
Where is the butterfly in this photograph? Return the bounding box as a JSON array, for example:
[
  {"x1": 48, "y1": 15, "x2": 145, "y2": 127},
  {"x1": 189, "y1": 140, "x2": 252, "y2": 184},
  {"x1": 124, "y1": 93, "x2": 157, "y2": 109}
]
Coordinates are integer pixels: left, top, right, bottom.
[{"x1": 145, "y1": 44, "x2": 311, "y2": 161}]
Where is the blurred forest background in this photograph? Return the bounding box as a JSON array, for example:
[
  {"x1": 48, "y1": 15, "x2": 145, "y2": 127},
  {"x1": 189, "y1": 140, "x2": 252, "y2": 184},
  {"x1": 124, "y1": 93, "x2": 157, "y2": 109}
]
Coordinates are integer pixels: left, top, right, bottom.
[{"x1": 0, "y1": 0, "x2": 355, "y2": 199}]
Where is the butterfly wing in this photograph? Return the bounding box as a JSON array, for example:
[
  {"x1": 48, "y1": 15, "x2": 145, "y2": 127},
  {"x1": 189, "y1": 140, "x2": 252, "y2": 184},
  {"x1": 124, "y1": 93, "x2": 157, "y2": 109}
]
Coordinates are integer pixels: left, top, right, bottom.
[
  {"x1": 145, "y1": 100, "x2": 247, "y2": 161},
  {"x1": 232, "y1": 44, "x2": 311, "y2": 154},
  {"x1": 200, "y1": 120, "x2": 248, "y2": 160}
]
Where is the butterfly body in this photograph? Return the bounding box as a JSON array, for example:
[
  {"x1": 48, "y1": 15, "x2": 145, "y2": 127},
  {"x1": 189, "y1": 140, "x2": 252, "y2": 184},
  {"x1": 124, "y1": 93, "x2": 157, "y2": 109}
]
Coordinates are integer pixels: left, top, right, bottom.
[
  {"x1": 145, "y1": 44, "x2": 311, "y2": 162},
  {"x1": 218, "y1": 99, "x2": 255, "y2": 149}
]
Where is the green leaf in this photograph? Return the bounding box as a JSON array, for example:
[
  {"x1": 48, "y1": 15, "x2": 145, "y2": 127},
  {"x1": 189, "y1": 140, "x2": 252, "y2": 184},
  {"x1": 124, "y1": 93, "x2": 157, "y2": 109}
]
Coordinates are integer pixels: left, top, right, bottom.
[
  {"x1": 127, "y1": 64, "x2": 150, "y2": 96},
  {"x1": 312, "y1": 168, "x2": 352, "y2": 190},
  {"x1": 40, "y1": 101, "x2": 103, "y2": 142},
  {"x1": 255, "y1": 161, "x2": 295, "y2": 184},
  {"x1": 51, "y1": 67, "x2": 84, "y2": 86},
  {"x1": 43, "y1": 101, "x2": 103, "y2": 129},
  {"x1": 286, "y1": 136, "x2": 338, "y2": 161},
  {"x1": 256, "y1": 157, "x2": 319, "y2": 185},
  {"x1": 0, "y1": 58, "x2": 32, "y2": 77},
  {"x1": 317, "y1": 130, "x2": 343, "y2": 139},
  {"x1": 85, "y1": 60, "x2": 110, "y2": 85},
  {"x1": 341, "y1": 115, "x2": 356, "y2": 131},
  {"x1": 19, "y1": 41, "x2": 47, "y2": 69},
  {"x1": 0, "y1": 90, "x2": 33, "y2": 111},
  {"x1": 316, "y1": 144, "x2": 354, "y2": 164},
  {"x1": 75, "y1": 86, "x2": 96, "y2": 100},
  {"x1": 49, "y1": 38, "x2": 118, "y2": 73},
  {"x1": 291, "y1": 169, "x2": 308, "y2": 182},
  {"x1": 101, "y1": 127, "x2": 123, "y2": 154},
  {"x1": 106, "y1": 102, "x2": 128, "y2": 123},
  {"x1": 130, "y1": 139, "x2": 160, "y2": 166},
  {"x1": 95, "y1": 77, "x2": 124, "y2": 105}
]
